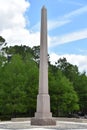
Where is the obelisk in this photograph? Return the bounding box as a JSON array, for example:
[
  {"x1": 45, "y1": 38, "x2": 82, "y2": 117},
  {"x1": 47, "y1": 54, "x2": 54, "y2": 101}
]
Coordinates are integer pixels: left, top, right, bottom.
[{"x1": 31, "y1": 6, "x2": 56, "y2": 125}]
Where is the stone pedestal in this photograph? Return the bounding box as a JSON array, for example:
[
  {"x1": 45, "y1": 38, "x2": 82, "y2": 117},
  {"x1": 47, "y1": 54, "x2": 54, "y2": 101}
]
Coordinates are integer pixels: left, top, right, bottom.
[{"x1": 31, "y1": 118, "x2": 56, "y2": 126}]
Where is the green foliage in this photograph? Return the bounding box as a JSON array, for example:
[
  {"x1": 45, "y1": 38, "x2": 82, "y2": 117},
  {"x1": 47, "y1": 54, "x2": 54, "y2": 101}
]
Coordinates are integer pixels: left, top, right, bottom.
[
  {"x1": 0, "y1": 36, "x2": 5, "y2": 43},
  {"x1": 0, "y1": 44, "x2": 87, "y2": 119},
  {"x1": 0, "y1": 52, "x2": 39, "y2": 117},
  {"x1": 49, "y1": 65, "x2": 79, "y2": 116},
  {"x1": 56, "y1": 57, "x2": 79, "y2": 82},
  {"x1": 74, "y1": 72, "x2": 87, "y2": 113},
  {"x1": 32, "y1": 46, "x2": 40, "y2": 60},
  {"x1": 56, "y1": 57, "x2": 87, "y2": 115}
]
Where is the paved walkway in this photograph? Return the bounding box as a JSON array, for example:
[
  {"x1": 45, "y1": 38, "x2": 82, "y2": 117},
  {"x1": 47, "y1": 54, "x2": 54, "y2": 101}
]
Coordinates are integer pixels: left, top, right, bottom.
[{"x1": 0, "y1": 120, "x2": 87, "y2": 129}]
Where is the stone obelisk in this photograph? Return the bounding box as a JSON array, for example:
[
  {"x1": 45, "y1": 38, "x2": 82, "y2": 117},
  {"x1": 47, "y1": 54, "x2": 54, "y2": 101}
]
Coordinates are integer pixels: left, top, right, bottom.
[{"x1": 31, "y1": 6, "x2": 56, "y2": 125}]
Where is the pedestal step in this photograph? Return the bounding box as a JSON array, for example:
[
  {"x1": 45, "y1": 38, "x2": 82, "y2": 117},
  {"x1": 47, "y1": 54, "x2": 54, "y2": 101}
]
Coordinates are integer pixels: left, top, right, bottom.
[{"x1": 31, "y1": 118, "x2": 56, "y2": 126}]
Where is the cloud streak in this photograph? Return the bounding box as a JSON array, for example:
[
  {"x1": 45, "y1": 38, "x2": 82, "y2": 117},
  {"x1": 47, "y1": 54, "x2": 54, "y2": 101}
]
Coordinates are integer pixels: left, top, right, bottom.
[
  {"x1": 48, "y1": 20, "x2": 70, "y2": 31},
  {"x1": 50, "y1": 29, "x2": 87, "y2": 47},
  {"x1": 64, "y1": 5, "x2": 87, "y2": 19},
  {"x1": 48, "y1": 5, "x2": 87, "y2": 31},
  {"x1": 31, "y1": 5, "x2": 87, "y2": 33}
]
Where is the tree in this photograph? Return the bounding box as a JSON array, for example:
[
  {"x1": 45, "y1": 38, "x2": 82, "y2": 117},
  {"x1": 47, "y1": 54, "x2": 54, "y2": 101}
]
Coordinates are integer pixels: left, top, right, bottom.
[
  {"x1": 0, "y1": 36, "x2": 5, "y2": 43},
  {"x1": 56, "y1": 57, "x2": 79, "y2": 82},
  {"x1": 0, "y1": 36, "x2": 7, "y2": 56},
  {"x1": 32, "y1": 46, "x2": 40, "y2": 63},
  {"x1": 49, "y1": 65, "x2": 79, "y2": 116},
  {"x1": 55, "y1": 57, "x2": 87, "y2": 115},
  {"x1": 74, "y1": 72, "x2": 87, "y2": 114},
  {"x1": 0, "y1": 45, "x2": 87, "y2": 118},
  {"x1": 0, "y1": 54, "x2": 39, "y2": 117}
]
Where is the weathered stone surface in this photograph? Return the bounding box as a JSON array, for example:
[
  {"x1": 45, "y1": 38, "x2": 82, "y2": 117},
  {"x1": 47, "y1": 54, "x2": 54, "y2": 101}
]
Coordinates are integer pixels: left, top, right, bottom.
[
  {"x1": 31, "y1": 6, "x2": 56, "y2": 125},
  {"x1": 31, "y1": 118, "x2": 56, "y2": 126}
]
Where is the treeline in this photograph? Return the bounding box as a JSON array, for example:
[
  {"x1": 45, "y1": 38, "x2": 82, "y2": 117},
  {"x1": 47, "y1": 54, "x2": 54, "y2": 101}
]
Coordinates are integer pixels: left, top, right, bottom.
[{"x1": 0, "y1": 37, "x2": 87, "y2": 119}]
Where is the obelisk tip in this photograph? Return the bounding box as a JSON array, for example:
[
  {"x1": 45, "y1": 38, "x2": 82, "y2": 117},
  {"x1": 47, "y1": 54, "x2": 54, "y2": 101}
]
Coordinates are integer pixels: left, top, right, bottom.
[{"x1": 42, "y1": 5, "x2": 46, "y2": 9}]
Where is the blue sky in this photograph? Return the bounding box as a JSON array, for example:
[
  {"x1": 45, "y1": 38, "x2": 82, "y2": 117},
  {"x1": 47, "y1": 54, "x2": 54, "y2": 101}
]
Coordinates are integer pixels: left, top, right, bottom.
[
  {"x1": 27, "y1": 0, "x2": 87, "y2": 55},
  {"x1": 25, "y1": 0, "x2": 87, "y2": 72},
  {"x1": 0, "y1": 0, "x2": 87, "y2": 73}
]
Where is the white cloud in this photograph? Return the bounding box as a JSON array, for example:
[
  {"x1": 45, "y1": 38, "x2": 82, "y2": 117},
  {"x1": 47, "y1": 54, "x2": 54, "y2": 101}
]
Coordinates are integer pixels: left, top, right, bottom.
[
  {"x1": 50, "y1": 29, "x2": 87, "y2": 47},
  {"x1": 48, "y1": 5, "x2": 87, "y2": 31},
  {"x1": 0, "y1": 0, "x2": 87, "y2": 74},
  {"x1": 47, "y1": 5, "x2": 87, "y2": 47},
  {"x1": 57, "y1": 0, "x2": 83, "y2": 6},
  {"x1": 49, "y1": 5, "x2": 87, "y2": 32},
  {"x1": 1, "y1": 28, "x2": 40, "y2": 47},
  {"x1": 64, "y1": 5, "x2": 87, "y2": 19},
  {"x1": 0, "y1": 0, "x2": 29, "y2": 30},
  {"x1": 67, "y1": 1, "x2": 83, "y2": 6},
  {"x1": 0, "y1": 0, "x2": 87, "y2": 48},
  {"x1": 50, "y1": 53, "x2": 87, "y2": 73},
  {"x1": 48, "y1": 20, "x2": 70, "y2": 31},
  {"x1": 0, "y1": 0, "x2": 40, "y2": 47}
]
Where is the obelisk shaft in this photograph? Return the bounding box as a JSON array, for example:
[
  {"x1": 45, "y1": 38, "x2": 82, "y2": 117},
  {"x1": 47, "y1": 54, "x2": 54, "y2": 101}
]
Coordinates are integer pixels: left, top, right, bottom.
[
  {"x1": 31, "y1": 6, "x2": 56, "y2": 125},
  {"x1": 35, "y1": 6, "x2": 52, "y2": 118},
  {"x1": 39, "y1": 6, "x2": 48, "y2": 94}
]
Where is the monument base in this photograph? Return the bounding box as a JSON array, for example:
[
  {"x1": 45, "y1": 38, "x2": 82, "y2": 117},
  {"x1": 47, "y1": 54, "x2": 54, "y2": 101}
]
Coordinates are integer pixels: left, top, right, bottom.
[{"x1": 31, "y1": 118, "x2": 56, "y2": 126}]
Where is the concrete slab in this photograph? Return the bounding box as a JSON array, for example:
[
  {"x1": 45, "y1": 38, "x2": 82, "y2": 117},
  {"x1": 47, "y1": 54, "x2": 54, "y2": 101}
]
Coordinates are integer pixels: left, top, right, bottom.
[{"x1": 0, "y1": 120, "x2": 87, "y2": 129}]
